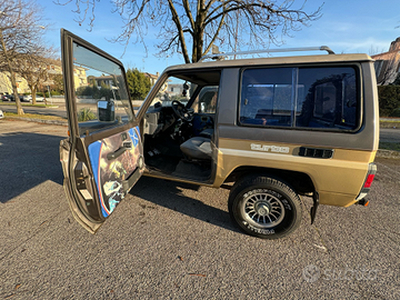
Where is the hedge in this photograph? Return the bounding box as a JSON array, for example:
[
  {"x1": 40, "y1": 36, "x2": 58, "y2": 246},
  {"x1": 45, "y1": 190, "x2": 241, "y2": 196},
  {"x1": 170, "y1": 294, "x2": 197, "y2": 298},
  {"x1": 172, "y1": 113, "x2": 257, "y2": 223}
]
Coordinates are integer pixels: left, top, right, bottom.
[{"x1": 378, "y1": 85, "x2": 400, "y2": 117}]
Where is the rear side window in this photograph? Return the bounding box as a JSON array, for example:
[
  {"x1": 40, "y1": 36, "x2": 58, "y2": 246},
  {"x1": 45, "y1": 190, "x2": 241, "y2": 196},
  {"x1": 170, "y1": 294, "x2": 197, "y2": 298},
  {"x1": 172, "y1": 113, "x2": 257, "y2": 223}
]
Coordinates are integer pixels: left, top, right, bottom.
[{"x1": 239, "y1": 66, "x2": 359, "y2": 131}]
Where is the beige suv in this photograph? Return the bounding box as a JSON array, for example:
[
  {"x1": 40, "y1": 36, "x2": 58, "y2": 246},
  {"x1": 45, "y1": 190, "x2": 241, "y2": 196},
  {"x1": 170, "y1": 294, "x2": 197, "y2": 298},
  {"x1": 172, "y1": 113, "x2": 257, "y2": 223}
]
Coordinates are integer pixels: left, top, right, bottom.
[{"x1": 60, "y1": 30, "x2": 378, "y2": 239}]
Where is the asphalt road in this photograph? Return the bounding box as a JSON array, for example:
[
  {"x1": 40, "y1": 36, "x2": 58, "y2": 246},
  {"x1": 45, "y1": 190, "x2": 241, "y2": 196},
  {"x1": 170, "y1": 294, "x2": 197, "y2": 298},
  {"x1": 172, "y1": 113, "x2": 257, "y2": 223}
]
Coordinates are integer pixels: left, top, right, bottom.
[
  {"x1": 0, "y1": 119, "x2": 399, "y2": 299},
  {"x1": 380, "y1": 128, "x2": 400, "y2": 143},
  {"x1": 1, "y1": 102, "x2": 74, "y2": 119}
]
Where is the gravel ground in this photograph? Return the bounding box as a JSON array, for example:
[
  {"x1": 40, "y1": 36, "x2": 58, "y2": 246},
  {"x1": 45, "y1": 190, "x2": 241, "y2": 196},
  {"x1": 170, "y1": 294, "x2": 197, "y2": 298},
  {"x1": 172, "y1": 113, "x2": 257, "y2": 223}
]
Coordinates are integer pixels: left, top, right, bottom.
[{"x1": 0, "y1": 120, "x2": 399, "y2": 299}]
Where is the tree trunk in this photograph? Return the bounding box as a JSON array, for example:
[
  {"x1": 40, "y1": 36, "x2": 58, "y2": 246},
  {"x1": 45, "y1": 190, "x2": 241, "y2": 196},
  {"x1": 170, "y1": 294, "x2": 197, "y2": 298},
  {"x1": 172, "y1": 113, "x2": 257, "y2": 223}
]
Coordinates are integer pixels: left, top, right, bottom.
[
  {"x1": 42, "y1": 86, "x2": 47, "y2": 105},
  {"x1": 193, "y1": 28, "x2": 204, "y2": 62},
  {"x1": 31, "y1": 86, "x2": 37, "y2": 105},
  {"x1": 0, "y1": 29, "x2": 24, "y2": 115},
  {"x1": 192, "y1": 0, "x2": 207, "y2": 63},
  {"x1": 10, "y1": 71, "x2": 24, "y2": 115}
]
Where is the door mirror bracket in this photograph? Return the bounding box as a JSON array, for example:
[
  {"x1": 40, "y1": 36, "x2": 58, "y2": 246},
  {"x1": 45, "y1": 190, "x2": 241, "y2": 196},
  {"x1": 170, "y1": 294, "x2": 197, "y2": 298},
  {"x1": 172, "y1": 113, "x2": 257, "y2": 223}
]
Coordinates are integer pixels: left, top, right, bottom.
[{"x1": 98, "y1": 100, "x2": 115, "y2": 122}]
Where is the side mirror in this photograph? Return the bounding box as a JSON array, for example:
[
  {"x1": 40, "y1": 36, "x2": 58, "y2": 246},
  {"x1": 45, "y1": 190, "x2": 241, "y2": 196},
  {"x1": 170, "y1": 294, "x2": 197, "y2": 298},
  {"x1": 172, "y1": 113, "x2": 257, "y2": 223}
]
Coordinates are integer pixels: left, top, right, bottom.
[{"x1": 98, "y1": 100, "x2": 115, "y2": 122}]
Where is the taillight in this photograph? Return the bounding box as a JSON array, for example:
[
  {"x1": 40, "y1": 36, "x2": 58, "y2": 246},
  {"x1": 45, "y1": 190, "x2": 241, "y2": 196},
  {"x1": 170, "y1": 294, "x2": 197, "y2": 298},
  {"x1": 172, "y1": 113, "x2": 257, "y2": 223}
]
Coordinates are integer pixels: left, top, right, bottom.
[
  {"x1": 356, "y1": 163, "x2": 377, "y2": 201},
  {"x1": 363, "y1": 174, "x2": 375, "y2": 188}
]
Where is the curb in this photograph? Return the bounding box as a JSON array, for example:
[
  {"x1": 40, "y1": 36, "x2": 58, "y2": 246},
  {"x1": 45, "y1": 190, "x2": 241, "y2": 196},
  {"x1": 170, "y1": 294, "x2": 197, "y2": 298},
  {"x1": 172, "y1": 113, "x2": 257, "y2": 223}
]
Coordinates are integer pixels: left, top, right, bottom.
[
  {"x1": 376, "y1": 149, "x2": 400, "y2": 159},
  {"x1": 4, "y1": 117, "x2": 68, "y2": 126},
  {"x1": 0, "y1": 103, "x2": 59, "y2": 108}
]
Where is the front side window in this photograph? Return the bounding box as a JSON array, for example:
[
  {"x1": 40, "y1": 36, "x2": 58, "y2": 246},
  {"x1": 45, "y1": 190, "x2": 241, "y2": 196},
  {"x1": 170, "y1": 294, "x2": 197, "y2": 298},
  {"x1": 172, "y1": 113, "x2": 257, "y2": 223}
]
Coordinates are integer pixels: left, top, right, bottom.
[
  {"x1": 72, "y1": 42, "x2": 134, "y2": 137},
  {"x1": 239, "y1": 66, "x2": 359, "y2": 131}
]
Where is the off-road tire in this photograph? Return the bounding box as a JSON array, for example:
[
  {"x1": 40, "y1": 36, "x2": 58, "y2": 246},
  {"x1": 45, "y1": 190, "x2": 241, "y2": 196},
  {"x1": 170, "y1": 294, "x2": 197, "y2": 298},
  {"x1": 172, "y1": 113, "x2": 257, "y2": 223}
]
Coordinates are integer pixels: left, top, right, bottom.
[{"x1": 228, "y1": 175, "x2": 302, "y2": 239}]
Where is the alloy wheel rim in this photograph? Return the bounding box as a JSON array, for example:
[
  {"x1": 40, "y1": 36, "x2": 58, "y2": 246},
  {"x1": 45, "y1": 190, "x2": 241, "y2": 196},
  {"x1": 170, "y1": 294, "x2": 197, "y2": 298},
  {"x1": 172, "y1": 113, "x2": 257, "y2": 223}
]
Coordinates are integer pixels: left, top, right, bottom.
[{"x1": 241, "y1": 190, "x2": 285, "y2": 228}]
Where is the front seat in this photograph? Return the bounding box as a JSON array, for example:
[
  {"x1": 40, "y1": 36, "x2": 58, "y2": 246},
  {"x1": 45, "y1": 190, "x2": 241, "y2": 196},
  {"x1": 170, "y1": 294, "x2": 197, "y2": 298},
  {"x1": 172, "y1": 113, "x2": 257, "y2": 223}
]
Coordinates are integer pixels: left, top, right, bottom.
[
  {"x1": 199, "y1": 128, "x2": 214, "y2": 138},
  {"x1": 180, "y1": 136, "x2": 212, "y2": 160}
]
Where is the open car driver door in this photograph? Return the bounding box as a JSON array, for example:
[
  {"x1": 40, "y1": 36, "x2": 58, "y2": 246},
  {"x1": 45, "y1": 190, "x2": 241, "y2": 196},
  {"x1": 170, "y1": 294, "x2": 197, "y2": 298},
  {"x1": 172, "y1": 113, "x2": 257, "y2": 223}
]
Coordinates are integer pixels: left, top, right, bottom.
[{"x1": 59, "y1": 29, "x2": 144, "y2": 233}]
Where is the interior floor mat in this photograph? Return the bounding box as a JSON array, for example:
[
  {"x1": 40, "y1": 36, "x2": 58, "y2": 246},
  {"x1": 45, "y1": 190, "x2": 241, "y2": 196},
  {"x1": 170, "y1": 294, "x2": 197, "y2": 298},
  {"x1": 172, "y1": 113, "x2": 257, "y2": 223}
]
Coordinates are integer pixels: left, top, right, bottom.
[
  {"x1": 172, "y1": 160, "x2": 211, "y2": 181},
  {"x1": 146, "y1": 155, "x2": 180, "y2": 174}
]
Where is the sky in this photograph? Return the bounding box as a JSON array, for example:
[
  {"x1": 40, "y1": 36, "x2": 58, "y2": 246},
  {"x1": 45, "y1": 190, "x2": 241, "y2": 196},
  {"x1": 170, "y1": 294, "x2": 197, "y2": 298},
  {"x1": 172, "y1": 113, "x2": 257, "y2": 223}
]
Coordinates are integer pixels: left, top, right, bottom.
[{"x1": 40, "y1": 0, "x2": 400, "y2": 75}]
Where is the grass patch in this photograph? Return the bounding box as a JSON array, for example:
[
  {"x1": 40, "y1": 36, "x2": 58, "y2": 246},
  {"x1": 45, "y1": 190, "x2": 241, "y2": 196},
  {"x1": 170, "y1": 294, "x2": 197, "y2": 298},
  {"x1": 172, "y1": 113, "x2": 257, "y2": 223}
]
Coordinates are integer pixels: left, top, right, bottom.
[
  {"x1": 4, "y1": 112, "x2": 66, "y2": 121},
  {"x1": 379, "y1": 141, "x2": 400, "y2": 152},
  {"x1": 0, "y1": 101, "x2": 54, "y2": 107}
]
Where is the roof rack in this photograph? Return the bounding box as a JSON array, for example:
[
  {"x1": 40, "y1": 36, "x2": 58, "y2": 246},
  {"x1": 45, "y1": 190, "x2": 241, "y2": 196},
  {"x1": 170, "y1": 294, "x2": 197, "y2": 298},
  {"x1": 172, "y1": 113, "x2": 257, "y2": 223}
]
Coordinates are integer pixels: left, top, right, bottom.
[{"x1": 199, "y1": 46, "x2": 335, "y2": 62}]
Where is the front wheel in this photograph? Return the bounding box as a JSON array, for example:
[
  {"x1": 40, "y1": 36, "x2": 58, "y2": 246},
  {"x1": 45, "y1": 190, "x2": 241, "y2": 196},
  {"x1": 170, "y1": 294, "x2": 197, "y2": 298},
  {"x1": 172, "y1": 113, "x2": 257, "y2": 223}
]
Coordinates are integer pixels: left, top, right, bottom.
[{"x1": 228, "y1": 176, "x2": 302, "y2": 239}]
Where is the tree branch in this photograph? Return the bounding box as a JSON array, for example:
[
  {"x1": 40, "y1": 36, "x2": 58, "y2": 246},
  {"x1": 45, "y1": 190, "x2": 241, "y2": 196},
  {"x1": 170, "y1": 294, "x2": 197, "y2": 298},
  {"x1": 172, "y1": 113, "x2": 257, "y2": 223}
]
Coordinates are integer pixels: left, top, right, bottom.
[
  {"x1": 182, "y1": 0, "x2": 195, "y2": 30},
  {"x1": 57, "y1": 0, "x2": 324, "y2": 64},
  {"x1": 203, "y1": 11, "x2": 225, "y2": 56},
  {"x1": 168, "y1": 0, "x2": 191, "y2": 63}
]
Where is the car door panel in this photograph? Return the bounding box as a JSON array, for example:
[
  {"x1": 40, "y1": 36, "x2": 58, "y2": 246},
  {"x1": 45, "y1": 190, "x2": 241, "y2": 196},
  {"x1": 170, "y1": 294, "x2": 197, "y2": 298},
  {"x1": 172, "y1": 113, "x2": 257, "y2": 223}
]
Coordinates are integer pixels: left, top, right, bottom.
[
  {"x1": 60, "y1": 29, "x2": 144, "y2": 233},
  {"x1": 88, "y1": 127, "x2": 142, "y2": 217}
]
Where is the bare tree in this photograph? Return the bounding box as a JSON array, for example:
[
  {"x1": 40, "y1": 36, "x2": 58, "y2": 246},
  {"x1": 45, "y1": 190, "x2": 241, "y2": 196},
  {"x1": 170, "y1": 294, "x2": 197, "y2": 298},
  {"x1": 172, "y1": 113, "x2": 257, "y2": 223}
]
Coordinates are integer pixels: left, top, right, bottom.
[
  {"x1": 16, "y1": 53, "x2": 57, "y2": 105},
  {"x1": 49, "y1": 73, "x2": 64, "y2": 95},
  {"x1": 57, "y1": 0, "x2": 322, "y2": 63},
  {"x1": 372, "y1": 51, "x2": 400, "y2": 86},
  {"x1": 0, "y1": 0, "x2": 48, "y2": 114}
]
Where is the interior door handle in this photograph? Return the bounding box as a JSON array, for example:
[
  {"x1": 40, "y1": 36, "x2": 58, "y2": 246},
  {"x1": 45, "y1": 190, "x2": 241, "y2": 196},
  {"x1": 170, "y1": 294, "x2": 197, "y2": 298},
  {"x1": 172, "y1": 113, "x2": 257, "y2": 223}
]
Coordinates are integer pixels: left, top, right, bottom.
[{"x1": 107, "y1": 141, "x2": 132, "y2": 160}]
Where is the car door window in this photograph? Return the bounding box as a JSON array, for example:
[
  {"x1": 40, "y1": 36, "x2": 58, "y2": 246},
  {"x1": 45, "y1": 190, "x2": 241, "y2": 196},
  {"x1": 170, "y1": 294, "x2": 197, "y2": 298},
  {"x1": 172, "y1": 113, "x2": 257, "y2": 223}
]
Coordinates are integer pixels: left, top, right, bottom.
[{"x1": 72, "y1": 42, "x2": 134, "y2": 137}]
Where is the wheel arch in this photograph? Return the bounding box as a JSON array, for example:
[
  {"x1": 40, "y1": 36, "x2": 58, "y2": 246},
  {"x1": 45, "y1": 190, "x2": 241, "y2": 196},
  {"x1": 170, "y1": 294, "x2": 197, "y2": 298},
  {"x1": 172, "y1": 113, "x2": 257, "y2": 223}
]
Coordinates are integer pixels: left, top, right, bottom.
[{"x1": 223, "y1": 166, "x2": 316, "y2": 195}]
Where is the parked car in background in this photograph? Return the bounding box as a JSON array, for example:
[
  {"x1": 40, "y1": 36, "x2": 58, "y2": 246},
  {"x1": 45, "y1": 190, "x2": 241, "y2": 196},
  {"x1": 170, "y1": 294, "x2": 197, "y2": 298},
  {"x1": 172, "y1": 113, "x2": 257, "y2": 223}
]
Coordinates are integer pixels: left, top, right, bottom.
[
  {"x1": 28, "y1": 95, "x2": 45, "y2": 102},
  {"x1": 8, "y1": 94, "x2": 28, "y2": 102},
  {"x1": 21, "y1": 95, "x2": 30, "y2": 102},
  {"x1": 1, "y1": 94, "x2": 30, "y2": 102},
  {"x1": 1, "y1": 94, "x2": 32, "y2": 102},
  {"x1": 1, "y1": 94, "x2": 11, "y2": 101}
]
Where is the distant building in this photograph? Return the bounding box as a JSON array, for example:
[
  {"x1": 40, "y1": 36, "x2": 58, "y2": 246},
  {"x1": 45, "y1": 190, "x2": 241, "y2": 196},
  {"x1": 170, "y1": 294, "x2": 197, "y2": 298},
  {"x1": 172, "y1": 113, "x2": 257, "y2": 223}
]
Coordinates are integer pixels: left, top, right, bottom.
[
  {"x1": 371, "y1": 38, "x2": 400, "y2": 85},
  {"x1": 87, "y1": 75, "x2": 114, "y2": 89},
  {"x1": 0, "y1": 73, "x2": 10, "y2": 95},
  {"x1": 167, "y1": 84, "x2": 184, "y2": 97},
  {"x1": 89, "y1": 71, "x2": 159, "y2": 90},
  {"x1": 0, "y1": 58, "x2": 87, "y2": 95},
  {"x1": 0, "y1": 72, "x2": 30, "y2": 95},
  {"x1": 73, "y1": 66, "x2": 88, "y2": 88},
  {"x1": 144, "y1": 72, "x2": 159, "y2": 86}
]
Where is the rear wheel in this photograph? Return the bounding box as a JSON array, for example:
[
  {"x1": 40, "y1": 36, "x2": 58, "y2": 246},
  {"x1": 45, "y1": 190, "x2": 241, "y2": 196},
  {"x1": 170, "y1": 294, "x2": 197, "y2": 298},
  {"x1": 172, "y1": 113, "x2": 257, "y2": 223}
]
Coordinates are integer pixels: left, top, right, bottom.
[{"x1": 228, "y1": 175, "x2": 302, "y2": 239}]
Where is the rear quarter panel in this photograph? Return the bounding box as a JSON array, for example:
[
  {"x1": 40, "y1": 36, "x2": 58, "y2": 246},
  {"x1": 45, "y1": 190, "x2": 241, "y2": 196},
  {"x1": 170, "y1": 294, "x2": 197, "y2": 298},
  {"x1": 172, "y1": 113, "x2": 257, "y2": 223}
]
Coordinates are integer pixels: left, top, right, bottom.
[{"x1": 214, "y1": 62, "x2": 379, "y2": 207}]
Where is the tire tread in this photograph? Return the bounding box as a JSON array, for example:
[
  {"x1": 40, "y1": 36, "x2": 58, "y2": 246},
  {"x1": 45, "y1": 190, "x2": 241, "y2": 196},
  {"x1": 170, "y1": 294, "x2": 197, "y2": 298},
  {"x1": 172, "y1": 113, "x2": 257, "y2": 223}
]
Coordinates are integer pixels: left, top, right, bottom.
[{"x1": 228, "y1": 174, "x2": 302, "y2": 239}]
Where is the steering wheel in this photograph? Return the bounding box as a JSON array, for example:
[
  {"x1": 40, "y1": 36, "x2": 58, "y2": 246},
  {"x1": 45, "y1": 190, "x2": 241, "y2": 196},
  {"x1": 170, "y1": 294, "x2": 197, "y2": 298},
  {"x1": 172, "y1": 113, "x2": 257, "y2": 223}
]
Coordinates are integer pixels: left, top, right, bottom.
[{"x1": 171, "y1": 100, "x2": 193, "y2": 122}]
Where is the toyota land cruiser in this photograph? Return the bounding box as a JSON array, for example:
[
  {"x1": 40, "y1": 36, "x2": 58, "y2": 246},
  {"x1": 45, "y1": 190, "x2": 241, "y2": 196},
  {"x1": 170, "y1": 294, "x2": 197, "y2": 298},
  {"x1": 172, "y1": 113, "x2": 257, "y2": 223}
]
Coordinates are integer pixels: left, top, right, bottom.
[{"x1": 60, "y1": 30, "x2": 378, "y2": 239}]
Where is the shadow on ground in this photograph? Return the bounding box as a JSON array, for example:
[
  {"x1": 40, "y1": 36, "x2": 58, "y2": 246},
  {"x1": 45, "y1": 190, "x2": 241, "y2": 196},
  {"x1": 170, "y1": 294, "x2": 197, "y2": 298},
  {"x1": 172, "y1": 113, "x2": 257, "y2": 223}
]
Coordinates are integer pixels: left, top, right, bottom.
[
  {"x1": 131, "y1": 176, "x2": 239, "y2": 234},
  {"x1": 0, "y1": 132, "x2": 65, "y2": 203}
]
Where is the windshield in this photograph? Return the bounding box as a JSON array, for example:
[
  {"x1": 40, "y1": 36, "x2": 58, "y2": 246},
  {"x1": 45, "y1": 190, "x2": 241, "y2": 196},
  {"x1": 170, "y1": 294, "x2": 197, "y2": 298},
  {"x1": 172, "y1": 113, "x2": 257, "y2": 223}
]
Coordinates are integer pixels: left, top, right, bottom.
[{"x1": 147, "y1": 76, "x2": 198, "y2": 111}]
